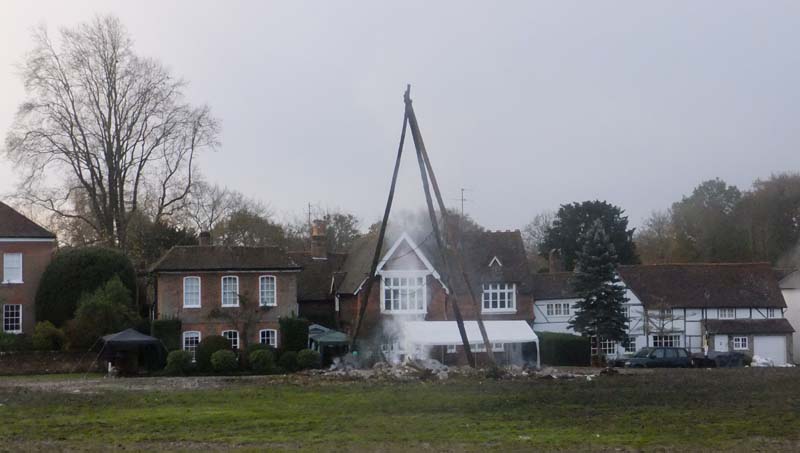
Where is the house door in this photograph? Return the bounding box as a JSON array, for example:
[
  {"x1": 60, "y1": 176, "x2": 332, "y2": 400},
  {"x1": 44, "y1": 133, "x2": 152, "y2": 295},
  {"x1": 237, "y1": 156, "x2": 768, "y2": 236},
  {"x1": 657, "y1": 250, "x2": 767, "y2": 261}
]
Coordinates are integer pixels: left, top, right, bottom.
[{"x1": 714, "y1": 335, "x2": 729, "y2": 352}]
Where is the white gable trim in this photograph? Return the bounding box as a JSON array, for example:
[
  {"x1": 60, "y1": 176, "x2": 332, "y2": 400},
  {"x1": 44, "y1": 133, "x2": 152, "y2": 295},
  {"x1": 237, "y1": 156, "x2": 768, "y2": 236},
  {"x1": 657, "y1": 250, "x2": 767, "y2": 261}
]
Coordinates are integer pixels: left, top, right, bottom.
[
  {"x1": 376, "y1": 232, "x2": 448, "y2": 293},
  {"x1": 489, "y1": 256, "x2": 502, "y2": 267}
]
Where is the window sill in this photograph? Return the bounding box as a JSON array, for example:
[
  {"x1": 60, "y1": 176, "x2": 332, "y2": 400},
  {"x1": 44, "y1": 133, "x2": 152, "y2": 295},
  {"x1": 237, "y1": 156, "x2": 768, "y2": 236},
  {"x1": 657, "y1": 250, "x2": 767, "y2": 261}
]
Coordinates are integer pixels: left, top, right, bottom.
[
  {"x1": 381, "y1": 310, "x2": 427, "y2": 315},
  {"x1": 183, "y1": 305, "x2": 201, "y2": 309},
  {"x1": 482, "y1": 309, "x2": 517, "y2": 314},
  {"x1": 260, "y1": 303, "x2": 277, "y2": 308},
  {"x1": 221, "y1": 304, "x2": 240, "y2": 308},
  {"x1": 1, "y1": 281, "x2": 24, "y2": 285}
]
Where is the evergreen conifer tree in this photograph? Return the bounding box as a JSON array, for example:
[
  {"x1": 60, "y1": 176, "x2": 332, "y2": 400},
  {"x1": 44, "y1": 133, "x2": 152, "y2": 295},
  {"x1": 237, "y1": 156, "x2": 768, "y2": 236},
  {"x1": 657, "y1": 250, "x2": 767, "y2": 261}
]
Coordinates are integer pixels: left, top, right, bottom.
[{"x1": 569, "y1": 219, "x2": 629, "y2": 361}]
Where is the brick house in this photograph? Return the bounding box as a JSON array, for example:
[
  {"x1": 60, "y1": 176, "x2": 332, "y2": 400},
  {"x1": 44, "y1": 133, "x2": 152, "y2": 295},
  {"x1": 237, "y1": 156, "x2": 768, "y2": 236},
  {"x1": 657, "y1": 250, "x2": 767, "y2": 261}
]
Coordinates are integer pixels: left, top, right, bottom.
[
  {"x1": 288, "y1": 222, "x2": 347, "y2": 327},
  {"x1": 149, "y1": 233, "x2": 301, "y2": 357},
  {"x1": 0, "y1": 202, "x2": 57, "y2": 335},
  {"x1": 333, "y1": 228, "x2": 538, "y2": 365}
]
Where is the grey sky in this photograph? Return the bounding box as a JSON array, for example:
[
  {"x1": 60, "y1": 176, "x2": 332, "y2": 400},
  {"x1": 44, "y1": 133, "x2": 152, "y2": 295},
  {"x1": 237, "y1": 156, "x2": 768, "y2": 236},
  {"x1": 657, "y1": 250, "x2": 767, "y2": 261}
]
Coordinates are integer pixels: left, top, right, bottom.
[{"x1": 2, "y1": 1, "x2": 799, "y2": 231}]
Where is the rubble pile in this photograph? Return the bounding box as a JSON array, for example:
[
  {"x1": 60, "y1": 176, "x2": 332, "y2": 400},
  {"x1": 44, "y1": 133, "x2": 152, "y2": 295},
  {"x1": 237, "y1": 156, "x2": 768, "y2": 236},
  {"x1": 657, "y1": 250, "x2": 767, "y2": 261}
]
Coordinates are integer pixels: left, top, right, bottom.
[{"x1": 315, "y1": 355, "x2": 564, "y2": 381}]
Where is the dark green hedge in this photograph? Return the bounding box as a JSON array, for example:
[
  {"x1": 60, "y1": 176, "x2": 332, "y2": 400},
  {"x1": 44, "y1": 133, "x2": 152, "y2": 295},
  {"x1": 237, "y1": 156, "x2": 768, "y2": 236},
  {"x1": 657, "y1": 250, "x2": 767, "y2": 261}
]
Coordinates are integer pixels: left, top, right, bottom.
[
  {"x1": 35, "y1": 247, "x2": 137, "y2": 327},
  {"x1": 151, "y1": 319, "x2": 182, "y2": 351},
  {"x1": 278, "y1": 316, "x2": 308, "y2": 352},
  {"x1": 536, "y1": 331, "x2": 591, "y2": 366}
]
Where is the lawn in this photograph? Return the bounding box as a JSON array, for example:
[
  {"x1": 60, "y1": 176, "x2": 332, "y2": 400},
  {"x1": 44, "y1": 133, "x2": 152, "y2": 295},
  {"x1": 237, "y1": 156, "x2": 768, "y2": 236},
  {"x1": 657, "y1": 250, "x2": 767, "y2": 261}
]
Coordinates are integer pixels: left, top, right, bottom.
[{"x1": 0, "y1": 368, "x2": 798, "y2": 451}]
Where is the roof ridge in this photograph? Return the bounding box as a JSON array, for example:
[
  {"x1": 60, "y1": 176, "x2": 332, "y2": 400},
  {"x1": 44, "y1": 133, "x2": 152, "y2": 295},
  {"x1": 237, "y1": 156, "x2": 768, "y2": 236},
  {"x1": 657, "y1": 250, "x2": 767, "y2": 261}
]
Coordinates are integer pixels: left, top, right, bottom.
[{"x1": 620, "y1": 262, "x2": 773, "y2": 268}]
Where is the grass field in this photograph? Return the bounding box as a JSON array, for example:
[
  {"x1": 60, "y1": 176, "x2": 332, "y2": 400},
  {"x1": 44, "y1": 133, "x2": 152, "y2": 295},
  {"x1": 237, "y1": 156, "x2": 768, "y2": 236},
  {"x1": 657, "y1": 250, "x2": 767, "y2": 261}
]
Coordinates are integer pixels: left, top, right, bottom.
[{"x1": 0, "y1": 368, "x2": 798, "y2": 451}]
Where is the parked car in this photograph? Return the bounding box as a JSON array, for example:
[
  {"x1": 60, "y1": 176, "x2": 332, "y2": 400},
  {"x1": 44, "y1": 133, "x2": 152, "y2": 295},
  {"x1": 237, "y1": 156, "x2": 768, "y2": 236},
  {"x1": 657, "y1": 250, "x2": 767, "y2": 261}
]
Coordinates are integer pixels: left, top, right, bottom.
[{"x1": 624, "y1": 347, "x2": 692, "y2": 368}]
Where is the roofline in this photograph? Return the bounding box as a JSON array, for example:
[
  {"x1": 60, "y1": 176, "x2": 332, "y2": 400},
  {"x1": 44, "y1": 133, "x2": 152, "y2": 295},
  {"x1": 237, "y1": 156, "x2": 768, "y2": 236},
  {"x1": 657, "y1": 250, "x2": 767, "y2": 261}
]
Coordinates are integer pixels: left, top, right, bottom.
[
  {"x1": 152, "y1": 267, "x2": 302, "y2": 274},
  {"x1": 0, "y1": 237, "x2": 56, "y2": 242},
  {"x1": 619, "y1": 262, "x2": 774, "y2": 268}
]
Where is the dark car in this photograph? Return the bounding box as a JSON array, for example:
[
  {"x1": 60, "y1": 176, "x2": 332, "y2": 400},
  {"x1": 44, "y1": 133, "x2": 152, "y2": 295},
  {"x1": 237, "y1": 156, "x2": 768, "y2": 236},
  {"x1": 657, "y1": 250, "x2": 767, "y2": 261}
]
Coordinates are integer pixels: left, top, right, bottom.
[{"x1": 624, "y1": 347, "x2": 692, "y2": 368}]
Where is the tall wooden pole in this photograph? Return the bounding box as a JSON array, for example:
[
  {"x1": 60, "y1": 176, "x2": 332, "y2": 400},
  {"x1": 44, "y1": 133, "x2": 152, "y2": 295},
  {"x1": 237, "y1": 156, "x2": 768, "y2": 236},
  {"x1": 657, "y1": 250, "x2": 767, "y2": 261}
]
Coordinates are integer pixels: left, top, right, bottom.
[{"x1": 404, "y1": 89, "x2": 496, "y2": 366}]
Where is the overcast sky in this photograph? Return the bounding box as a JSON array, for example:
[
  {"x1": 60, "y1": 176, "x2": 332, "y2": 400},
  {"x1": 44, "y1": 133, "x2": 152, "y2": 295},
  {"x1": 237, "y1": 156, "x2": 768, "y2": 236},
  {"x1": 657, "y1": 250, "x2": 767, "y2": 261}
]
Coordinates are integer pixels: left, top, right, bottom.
[{"x1": 2, "y1": 1, "x2": 799, "y2": 231}]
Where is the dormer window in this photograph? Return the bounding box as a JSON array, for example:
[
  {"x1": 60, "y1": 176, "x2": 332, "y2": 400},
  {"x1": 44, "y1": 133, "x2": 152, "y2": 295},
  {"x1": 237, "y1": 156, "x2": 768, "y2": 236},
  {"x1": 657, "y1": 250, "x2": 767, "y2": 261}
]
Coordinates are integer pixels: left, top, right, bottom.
[
  {"x1": 381, "y1": 273, "x2": 427, "y2": 314},
  {"x1": 482, "y1": 283, "x2": 516, "y2": 313}
]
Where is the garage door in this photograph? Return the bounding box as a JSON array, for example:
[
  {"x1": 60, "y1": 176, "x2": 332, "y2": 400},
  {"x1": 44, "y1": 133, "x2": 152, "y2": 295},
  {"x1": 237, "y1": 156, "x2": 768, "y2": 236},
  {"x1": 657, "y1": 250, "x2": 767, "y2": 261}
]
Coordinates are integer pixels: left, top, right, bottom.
[{"x1": 754, "y1": 336, "x2": 787, "y2": 365}]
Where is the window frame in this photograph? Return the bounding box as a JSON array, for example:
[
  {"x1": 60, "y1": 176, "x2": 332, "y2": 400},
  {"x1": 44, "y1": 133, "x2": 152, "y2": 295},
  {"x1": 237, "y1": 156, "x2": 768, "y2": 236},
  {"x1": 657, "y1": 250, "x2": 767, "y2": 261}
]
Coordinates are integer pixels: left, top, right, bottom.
[
  {"x1": 652, "y1": 334, "x2": 681, "y2": 348},
  {"x1": 222, "y1": 330, "x2": 239, "y2": 349},
  {"x1": 767, "y1": 308, "x2": 778, "y2": 319},
  {"x1": 259, "y1": 275, "x2": 277, "y2": 307},
  {"x1": 259, "y1": 329, "x2": 278, "y2": 348},
  {"x1": 545, "y1": 302, "x2": 571, "y2": 317},
  {"x1": 183, "y1": 276, "x2": 201, "y2": 308},
  {"x1": 446, "y1": 344, "x2": 457, "y2": 354},
  {"x1": 599, "y1": 338, "x2": 616, "y2": 355},
  {"x1": 2, "y1": 253, "x2": 23, "y2": 284},
  {"x1": 733, "y1": 336, "x2": 748, "y2": 350},
  {"x1": 718, "y1": 308, "x2": 735, "y2": 319},
  {"x1": 481, "y1": 283, "x2": 517, "y2": 313},
  {"x1": 380, "y1": 271, "x2": 428, "y2": 314},
  {"x1": 221, "y1": 276, "x2": 239, "y2": 307},
  {"x1": 622, "y1": 305, "x2": 631, "y2": 320},
  {"x1": 182, "y1": 331, "x2": 201, "y2": 361},
  {"x1": 2, "y1": 304, "x2": 22, "y2": 334}
]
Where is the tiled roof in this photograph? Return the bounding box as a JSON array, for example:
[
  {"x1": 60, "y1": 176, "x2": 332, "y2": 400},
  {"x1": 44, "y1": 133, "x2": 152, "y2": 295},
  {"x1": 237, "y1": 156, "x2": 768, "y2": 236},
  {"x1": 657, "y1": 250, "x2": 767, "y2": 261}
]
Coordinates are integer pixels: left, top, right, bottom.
[
  {"x1": 704, "y1": 318, "x2": 795, "y2": 335},
  {"x1": 618, "y1": 263, "x2": 787, "y2": 309},
  {"x1": 336, "y1": 228, "x2": 532, "y2": 295},
  {"x1": 288, "y1": 251, "x2": 347, "y2": 301},
  {"x1": 149, "y1": 245, "x2": 299, "y2": 272},
  {"x1": 0, "y1": 202, "x2": 55, "y2": 239},
  {"x1": 531, "y1": 272, "x2": 579, "y2": 300}
]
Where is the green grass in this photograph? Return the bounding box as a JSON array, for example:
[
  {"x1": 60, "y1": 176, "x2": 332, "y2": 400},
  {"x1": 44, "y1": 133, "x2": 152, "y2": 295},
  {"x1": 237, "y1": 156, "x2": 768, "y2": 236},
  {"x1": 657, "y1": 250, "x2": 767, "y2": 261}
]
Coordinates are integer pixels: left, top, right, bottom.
[{"x1": 0, "y1": 369, "x2": 799, "y2": 451}]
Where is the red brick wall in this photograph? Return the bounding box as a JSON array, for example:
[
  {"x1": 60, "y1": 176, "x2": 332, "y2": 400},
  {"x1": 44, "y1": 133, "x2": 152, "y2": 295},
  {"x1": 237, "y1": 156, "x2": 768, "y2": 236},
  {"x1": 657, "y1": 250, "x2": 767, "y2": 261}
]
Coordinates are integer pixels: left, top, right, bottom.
[
  {"x1": 0, "y1": 240, "x2": 56, "y2": 334},
  {"x1": 155, "y1": 271, "x2": 299, "y2": 347},
  {"x1": 337, "y1": 275, "x2": 534, "y2": 340}
]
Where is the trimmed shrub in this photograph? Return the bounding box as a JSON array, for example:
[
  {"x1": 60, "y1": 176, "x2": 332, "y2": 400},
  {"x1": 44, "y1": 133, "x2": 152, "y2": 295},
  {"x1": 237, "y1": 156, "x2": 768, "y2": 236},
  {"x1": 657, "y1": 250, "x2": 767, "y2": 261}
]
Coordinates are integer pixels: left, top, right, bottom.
[
  {"x1": 278, "y1": 350, "x2": 299, "y2": 373},
  {"x1": 0, "y1": 332, "x2": 32, "y2": 352},
  {"x1": 279, "y1": 316, "x2": 308, "y2": 352},
  {"x1": 151, "y1": 319, "x2": 182, "y2": 351},
  {"x1": 36, "y1": 247, "x2": 137, "y2": 327},
  {"x1": 297, "y1": 349, "x2": 321, "y2": 370},
  {"x1": 536, "y1": 331, "x2": 591, "y2": 366},
  {"x1": 32, "y1": 321, "x2": 66, "y2": 351},
  {"x1": 211, "y1": 350, "x2": 238, "y2": 373},
  {"x1": 165, "y1": 350, "x2": 194, "y2": 375},
  {"x1": 242, "y1": 343, "x2": 273, "y2": 369},
  {"x1": 249, "y1": 349, "x2": 275, "y2": 373},
  {"x1": 196, "y1": 336, "x2": 231, "y2": 371},
  {"x1": 65, "y1": 276, "x2": 141, "y2": 350}
]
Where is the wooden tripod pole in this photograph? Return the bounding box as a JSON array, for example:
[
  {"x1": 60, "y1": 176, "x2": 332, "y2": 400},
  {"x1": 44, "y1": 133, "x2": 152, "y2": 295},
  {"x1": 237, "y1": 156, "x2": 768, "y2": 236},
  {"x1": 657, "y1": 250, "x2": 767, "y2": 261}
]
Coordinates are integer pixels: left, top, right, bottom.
[
  {"x1": 350, "y1": 106, "x2": 409, "y2": 347},
  {"x1": 404, "y1": 89, "x2": 496, "y2": 367}
]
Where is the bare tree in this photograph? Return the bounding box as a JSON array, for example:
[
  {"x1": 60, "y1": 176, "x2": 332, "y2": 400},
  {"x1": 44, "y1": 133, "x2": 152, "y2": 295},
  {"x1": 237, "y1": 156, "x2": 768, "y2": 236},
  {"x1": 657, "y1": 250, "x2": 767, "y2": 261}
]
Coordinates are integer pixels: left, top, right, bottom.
[
  {"x1": 4, "y1": 16, "x2": 219, "y2": 249},
  {"x1": 182, "y1": 181, "x2": 237, "y2": 233},
  {"x1": 645, "y1": 303, "x2": 684, "y2": 345},
  {"x1": 635, "y1": 210, "x2": 676, "y2": 264},
  {"x1": 522, "y1": 210, "x2": 554, "y2": 271}
]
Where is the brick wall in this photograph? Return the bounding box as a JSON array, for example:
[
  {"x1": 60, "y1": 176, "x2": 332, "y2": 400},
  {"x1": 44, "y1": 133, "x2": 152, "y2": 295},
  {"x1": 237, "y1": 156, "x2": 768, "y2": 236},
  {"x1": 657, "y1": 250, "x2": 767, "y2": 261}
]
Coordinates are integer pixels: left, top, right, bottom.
[
  {"x1": 156, "y1": 271, "x2": 299, "y2": 347},
  {"x1": 337, "y1": 275, "x2": 534, "y2": 340},
  {"x1": 0, "y1": 241, "x2": 56, "y2": 334}
]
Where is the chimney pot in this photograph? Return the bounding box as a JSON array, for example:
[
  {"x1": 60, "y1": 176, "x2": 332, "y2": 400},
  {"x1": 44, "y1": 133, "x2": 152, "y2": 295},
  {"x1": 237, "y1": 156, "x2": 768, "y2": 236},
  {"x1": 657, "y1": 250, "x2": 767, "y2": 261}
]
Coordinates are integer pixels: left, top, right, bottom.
[
  {"x1": 548, "y1": 249, "x2": 564, "y2": 273},
  {"x1": 311, "y1": 220, "x2": 327, "y2": 259}
]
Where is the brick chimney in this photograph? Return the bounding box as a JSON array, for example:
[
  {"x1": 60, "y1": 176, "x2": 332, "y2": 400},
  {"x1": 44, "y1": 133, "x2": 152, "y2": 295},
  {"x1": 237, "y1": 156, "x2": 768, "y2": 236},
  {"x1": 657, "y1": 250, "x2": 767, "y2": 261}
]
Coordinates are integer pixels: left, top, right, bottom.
[
  {"x1": 310, "y1": 220, "x2": 327, "y2": 259},
  {"x1": 199, "y1": 231, "x2": 212, "y2": 246},
  {"x1": 548, "y1": 248, "x2": 564, "y2": 273}
]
